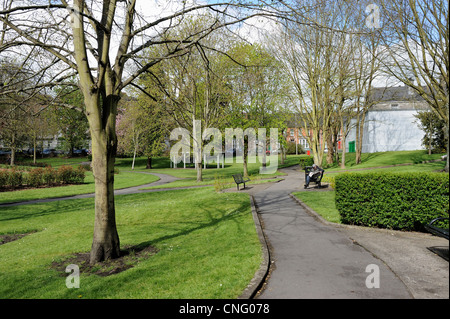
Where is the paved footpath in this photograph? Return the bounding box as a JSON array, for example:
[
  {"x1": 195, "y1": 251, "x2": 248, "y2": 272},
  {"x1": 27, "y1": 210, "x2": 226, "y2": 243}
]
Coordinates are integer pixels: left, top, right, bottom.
[
  {"x1": 0, "y1": 172, "x2": 184, "y2": 207},
  {"x1": 253, "y1": 166, "x2": 415, "y2": 299}
]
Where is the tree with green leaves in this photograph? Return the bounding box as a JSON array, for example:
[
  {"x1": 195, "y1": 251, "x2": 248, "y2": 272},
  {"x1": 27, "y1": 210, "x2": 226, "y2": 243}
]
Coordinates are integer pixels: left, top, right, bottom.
[
  {"x1": 140, "y1": 16, "x2": 234, "y2": 182},
  {"x1": 379, "y1": 0, "x2": 449, "y2": 171},
  {"x1": 414, "y1": 110, "x2": 447, "y2": 155},
  {"x1": 116, "y1": 94, "x2": 169, "y2": 170},
  {"x1": 0, "y1": 0, "x2": 270, "y2": 263},
  {"x1": 225, "y1": 42, "x2": 289, "y2": 176}
]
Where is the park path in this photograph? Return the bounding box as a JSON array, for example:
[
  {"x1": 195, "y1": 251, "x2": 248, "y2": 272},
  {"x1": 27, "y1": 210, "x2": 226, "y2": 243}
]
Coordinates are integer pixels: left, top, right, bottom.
[
  {"x1": 252, "y1": 166, "x2": 413, "y2": 299},
  {"x1": 0, "y1": 171, "x2": 187, "y2": 207}
]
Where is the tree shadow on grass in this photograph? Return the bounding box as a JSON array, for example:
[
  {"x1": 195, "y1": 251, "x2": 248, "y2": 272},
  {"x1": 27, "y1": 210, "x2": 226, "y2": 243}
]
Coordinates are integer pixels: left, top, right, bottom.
[
  {"x1": 48, "y1": 191, "x2": 251, "y2": 278},
  {"x1": 0, "y1": 198, "x2": 94, "y2": 223},
  {"x1": 137, "y1": 198, "x2": 250, "y2": 249},
  {"x1": 50, "y1": 244, "x2": 159, "y2": 277}
]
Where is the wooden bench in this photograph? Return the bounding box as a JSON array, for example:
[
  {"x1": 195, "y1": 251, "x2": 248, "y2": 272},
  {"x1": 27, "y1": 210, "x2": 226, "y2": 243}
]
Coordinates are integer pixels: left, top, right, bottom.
[
  {"x1": 232, "y1": 174, "x2": 250, "y2": 190},
  {"x1": 304, "y1": 166, "x2": 324, "y2": 189},
  {"x1": 425, "y1": 217, "x2": 449, "y2": 240}
]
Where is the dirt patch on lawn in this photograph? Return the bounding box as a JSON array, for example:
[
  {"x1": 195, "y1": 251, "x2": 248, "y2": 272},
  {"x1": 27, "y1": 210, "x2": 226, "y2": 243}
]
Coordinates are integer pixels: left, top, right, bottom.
[
  {"x1": 51, "y1": 244, "x2": 159, "y2": 277},
  {"x1": 0, "y1": 231, "x2": 37, "y2": 245}
]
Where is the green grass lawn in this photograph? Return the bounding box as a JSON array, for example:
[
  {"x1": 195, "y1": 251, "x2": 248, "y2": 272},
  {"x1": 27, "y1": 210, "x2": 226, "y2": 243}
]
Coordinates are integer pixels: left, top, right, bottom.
[
  {"x1": 116, "y1": 155, "x2": 302, "y2": 189},
  {"x1": 1, "y1": 155, "x2": 296, "y2": 203},
  {"x1": 0, "y1": 187, "x2": 261, "y2": 298},
  {"x1": 1, "y1": 150, "x2": 447, "y2": 299},
  {"x1": 0, "y1": 171, "x2": 160, "y2": 204},
  {"x1": 324, "y1": 150, "x2": 445, "y2": 171},
  {"x1": 293, "y1": 191, "x2": 340, "y2": 224}
]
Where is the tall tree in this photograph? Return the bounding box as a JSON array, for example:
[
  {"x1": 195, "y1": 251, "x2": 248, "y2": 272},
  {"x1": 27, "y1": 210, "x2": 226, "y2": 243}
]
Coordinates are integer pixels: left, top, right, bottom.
[
  {"x1": 379, "y1": 0, "x2": 449, "y2": 171},
  {"x1": 226, "y1": 42, "x2": 288, "y2": 176},
  {"x1": 271, "y1": 1, "x2": 348, "y2": 166},
  {"x1": 141, "y1": 16, "x2": 234, "y2": 182},
  {"x1": 0, "y1": 59, "x2": 34, "y2": 165},
  {"x1": 0, "y1": 0, "x2": 268, "y2": 263}
]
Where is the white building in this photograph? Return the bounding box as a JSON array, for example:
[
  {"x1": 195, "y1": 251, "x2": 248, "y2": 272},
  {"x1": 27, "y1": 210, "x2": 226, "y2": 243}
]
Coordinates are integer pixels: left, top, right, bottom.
[{"x1": 347, "y1": 86, "x2": 429, "y2": 153}]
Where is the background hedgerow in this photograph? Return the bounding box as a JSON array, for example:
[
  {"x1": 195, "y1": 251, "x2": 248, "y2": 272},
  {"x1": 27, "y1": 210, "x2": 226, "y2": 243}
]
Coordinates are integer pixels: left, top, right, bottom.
[{"x1": 0, "y1": 165, "x2": 85, "y2": 189}]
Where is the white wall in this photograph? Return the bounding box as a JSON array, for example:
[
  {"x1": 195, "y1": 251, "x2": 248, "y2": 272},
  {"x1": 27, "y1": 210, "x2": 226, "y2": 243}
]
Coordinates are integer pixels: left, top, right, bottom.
[
  {"x1": 363, "y1": 110, "x2": 425, "y2": 152},
  {"x1": 346, "y1": 110, "x2": 425, "y2": 153}
]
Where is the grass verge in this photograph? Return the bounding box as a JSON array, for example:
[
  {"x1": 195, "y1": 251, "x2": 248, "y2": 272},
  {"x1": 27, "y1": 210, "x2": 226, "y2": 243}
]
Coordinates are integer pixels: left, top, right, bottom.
[
  {"x1": 293, "y1": 191, "x2": 341, "y2": 224},
  {"x1": 0, "y1": 187, "x2": 261, "y2": 298}
]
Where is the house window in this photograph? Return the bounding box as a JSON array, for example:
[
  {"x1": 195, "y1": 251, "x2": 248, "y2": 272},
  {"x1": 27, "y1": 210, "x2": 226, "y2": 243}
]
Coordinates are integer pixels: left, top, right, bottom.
[
  {"x1": 390, "y1": 103, "x2": 399, "y2": 109},
  {"x1": 290, "y1": 129, "x2": 295, "y2": 137},
  {"x1": 299, "y1": 138, "x2": 309, "y2": 150}
]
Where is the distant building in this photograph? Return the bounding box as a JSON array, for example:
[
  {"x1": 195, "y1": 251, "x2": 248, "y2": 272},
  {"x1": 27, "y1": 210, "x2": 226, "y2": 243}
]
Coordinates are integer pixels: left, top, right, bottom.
[
  {"x1": 285, "y1": 115, "x2": 342, "y2": 154},
  {"x1": 284, "y1": 85, "x2": 429, "y2": 154},
  {"x1": 346, "y1": 85, "x2": 429, "y2": 153}
]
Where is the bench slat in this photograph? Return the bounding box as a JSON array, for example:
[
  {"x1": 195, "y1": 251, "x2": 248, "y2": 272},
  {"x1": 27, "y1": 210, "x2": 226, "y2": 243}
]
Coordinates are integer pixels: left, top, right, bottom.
[
  {"x1": 232, "y1": 174, "x2": 250, "y2": 190},
  {"x1": 425, "y1": 218, "x2": 449, "y2": 240}
]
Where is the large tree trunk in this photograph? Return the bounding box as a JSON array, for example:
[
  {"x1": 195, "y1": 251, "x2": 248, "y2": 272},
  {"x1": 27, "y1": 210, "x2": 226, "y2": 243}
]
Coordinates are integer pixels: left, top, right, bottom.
[
  {"x1": 340, "y1": 118, "x2": 347, "y2": 169},
  {"x1": 444, "y1": 123, "x2": 449, "y2": 172},
  {"x1": 326, "y1": 130, "x2": 334, "y2": 165},
  {"x1": 10, "y1": 133, "x2": 15, "y2": 166},
  {"x1": 355, "y1": 110, "x2": 366, "y2": 165},
  {"x1": 196, "y1": 162, "x2": 203, "y2": 182},
  {"x1": 88, "y1": 96, "x2": 121, "y2": 264}
]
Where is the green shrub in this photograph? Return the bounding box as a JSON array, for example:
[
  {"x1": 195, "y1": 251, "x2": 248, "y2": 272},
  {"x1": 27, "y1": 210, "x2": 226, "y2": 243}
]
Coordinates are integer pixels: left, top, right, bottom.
[
  {"x1": 213, "y1": 174, "x2": 226, "y2": 193},
  {"x1": 57, "y1": 165, "x2": 73, "y2": 184},
  {"x1": 8, "y1": 168, "x2": 23, "y2": 189},
  {"x1": 286, "y1": 141, "x2": 304, "y2": 155},
  {"x1": 57, "y1": 165, "x2": 85, "y2": 184},
  {"x1": 26, "y1": 168, "x2": 44, "y2": 187},
  {"x1": 322, "y1": 175, "x2": 335, "y2": 189},
  {"x1": 299, "y1": 156, "x2": 314, "y2": 168},
  {"x1": 0, "y1": 169, "x2": 8, "y2": 188},
  {"x1": 42, "y1": 166, "x2": 58, "y2": 186},
  {"x1": 73, "y1": 166, "x2": 86, "y2": 183},
  {"x1": 335, "y1": 172, "x2": 449, "y2": 231},
  {"x1": 0, "y1": 166, "x2": 85, "y2": 189}
]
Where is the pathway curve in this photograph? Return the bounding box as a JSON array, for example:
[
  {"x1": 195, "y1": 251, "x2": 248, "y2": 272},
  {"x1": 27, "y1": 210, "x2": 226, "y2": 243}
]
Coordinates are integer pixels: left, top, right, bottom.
[
  {"x1": 251, "y1": 166, "x2": 413, "y2": 298},
  {"x1": 0, "y1": 171, "x2": 187, "y2": 207}
]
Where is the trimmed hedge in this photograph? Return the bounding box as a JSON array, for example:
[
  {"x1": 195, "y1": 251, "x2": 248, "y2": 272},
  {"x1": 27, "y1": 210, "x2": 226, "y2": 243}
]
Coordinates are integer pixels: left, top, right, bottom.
[
  {"x1": 0, "y1": 165, "x2": 86, "y2": 189},
  {"x1": 299, "y1": 156, "x2": 314, "y2": 168},
  {"x1": 335, "y1": 172, "x2": 449, "y2": 231}
]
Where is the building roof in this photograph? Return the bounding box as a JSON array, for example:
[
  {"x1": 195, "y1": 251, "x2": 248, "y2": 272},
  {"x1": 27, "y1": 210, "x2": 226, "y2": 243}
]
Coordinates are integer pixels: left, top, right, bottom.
[{"x1": 369, "y1": 86, "x2": 426, "y2": 103}]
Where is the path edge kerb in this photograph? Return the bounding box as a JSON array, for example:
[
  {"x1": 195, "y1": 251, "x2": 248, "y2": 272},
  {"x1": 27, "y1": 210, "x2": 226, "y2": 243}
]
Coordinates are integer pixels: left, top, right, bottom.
[
  {"x1": 238, "y1": 195, "x2": 271, "y2": 299},
  {"x1": 289, "y1": 193, "x2": 338, "y2": 228}
]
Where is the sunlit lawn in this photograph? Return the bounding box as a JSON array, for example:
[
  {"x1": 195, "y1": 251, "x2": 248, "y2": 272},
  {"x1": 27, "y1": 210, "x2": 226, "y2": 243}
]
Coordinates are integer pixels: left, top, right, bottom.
[
  {"x1": 324, "y1": 150, "x2": 445, "y2": 171},
  {"x1": 116, "y1": 155, "x2": 304, "y2": 188},
  {"x1": 0, "y1": 171, "x2": 160, "y2": 204},
  {"x1": 1, "y1": 150, "x2": 447, "y2": 298},
  {"x1": 0, "y1": 187, "x2": 261, "y2": 298},
  {"x1": 1, "y1": 154, "x2": 298, "y2": 204}
]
